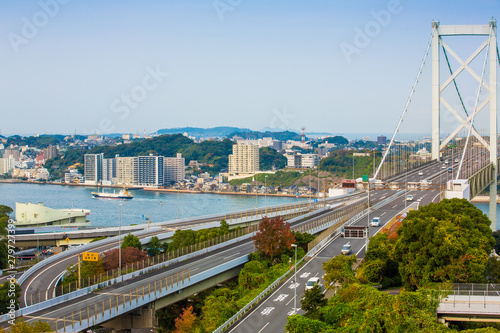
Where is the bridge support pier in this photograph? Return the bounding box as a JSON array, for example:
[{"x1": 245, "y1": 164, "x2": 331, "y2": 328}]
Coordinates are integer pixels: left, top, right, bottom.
[
  {"x1": 490, "y1": 181, "x2": 498, "y2": 231},
  {"x1": 101, "y1": 304, "x2": 157, "y2": 333}
]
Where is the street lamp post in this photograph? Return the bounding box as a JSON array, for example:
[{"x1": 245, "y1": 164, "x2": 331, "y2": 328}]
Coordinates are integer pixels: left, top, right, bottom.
[
  {"x1": 291, "y1": 244, "x2": 298, "y2": 313},
  {"x1": 265, "y1": 175, "x2": 268, "y2": 215},
  {"x1": 119, "y1": 203, "x2": 123, "y2": 277}
]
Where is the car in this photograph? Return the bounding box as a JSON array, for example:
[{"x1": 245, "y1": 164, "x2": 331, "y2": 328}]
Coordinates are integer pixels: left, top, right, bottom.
[
  {"x1": 455, "y1": 158, "x2": 459, "y2": 162},
  {"x1": 370, "y1": 217, "x2": 381, "y2": 227},
  {"x1": 442, "y1": 165, "x2": 446, "y2": 169},
  {"x1": 341, "y1": 242, "x2": 352, "y2": 255},
  {"x1": 445, "y1": 160, "x2": 449, "y2": 164},
  {"x1": 418, "y1": 171, "x2": 423, "y2": 176},
  {"x1": 305, "y1": 277, "x2": 323, "y2": 291},
  {"x1": 448, "y1": 167, "x2": 453, "y2": 173},
  {"x1": 406, "y1": 195, "x2": 414, "y2": 201}
]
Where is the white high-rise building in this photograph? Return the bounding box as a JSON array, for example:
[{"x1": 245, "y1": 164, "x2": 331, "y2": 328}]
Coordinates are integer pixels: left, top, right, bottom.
[
  {"x1": 102, "y1": 158, "x2": 116, "y2": 183},
  {"x1": 84, "y1": 153, "x2": 103, "y2": 185},
  {"x1": 164, "y1": 153, "x2": 185, "y2": 183},
  {"x1": 228, "y1": 144, "x2": 259, "y2": 173},
  {"x1": 0, "y1": 157, "x2": 15, "y2": 174}
]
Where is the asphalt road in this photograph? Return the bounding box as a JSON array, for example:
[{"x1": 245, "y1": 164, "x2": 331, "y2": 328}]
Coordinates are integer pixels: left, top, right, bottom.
[{"x1": 227, "y1": 187, "x2": 440, "y2": 333}]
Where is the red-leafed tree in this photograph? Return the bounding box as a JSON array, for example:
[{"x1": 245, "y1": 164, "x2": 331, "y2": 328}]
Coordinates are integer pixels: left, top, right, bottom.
[
  {"x1": 252, "y1": 216, "x2": 295, "y2": 259},
  {"x1": 174, "y1": 305, "x2": 198, "y2": 333},
  {"x1": 101, "y1": 247, "x2": 148, "y2": 271}
]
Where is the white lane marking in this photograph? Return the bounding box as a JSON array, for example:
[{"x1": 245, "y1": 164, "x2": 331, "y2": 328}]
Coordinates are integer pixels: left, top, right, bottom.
[
  {"x1": 261, "y1": 307, "x2": 275, "y2": 315},
  {"x1": 258, "y1": 322, "x2": 270, "y2": 333},
  {"x1": 300, "y1": 272, "x2": 311, "y2": 279},
  {"x1": 287, "y1": 308, "x2": 299, "y2": 316},
  {"x1": 289, "y1": 282, "x2": 300, "y2": 289},
  {"x1": 381, "y1": 212, "x2": 386, "y2": 216},
  {"x1": 223, "y1": 252, "x2": 240, "y2": 260},
  {"x1": 392, "y1": 205, "x2": 397, "y2": 208},
  {"x1": 274, "y1": 294, "x2": 289, "y2": 302}
]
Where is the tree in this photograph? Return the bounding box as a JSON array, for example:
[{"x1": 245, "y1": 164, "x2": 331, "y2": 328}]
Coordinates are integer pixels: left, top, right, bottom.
[
  {"x1": 0, "y1": 205, "x2": 13, "y2": 269},
  {"x1": 393, "y1": 199, "x2": 494, "y2": 290},
  {"x1": 301, "y1": 285, "x2": 327, "y2": 320},
  {"x1": 0, "y1": 319, "x2": 51, "y2": 333},
  {"x1": 0, "y1": 281, "x2": 20, "y2": 314},
  {"x1": 252, "y1": 216, "x2": 295, "y2": 260},
  {"x1": 148, "y1": 236, "x2": 162, "y2": 257},
  {"x1": 259, "y1": 147, "x2": 287, "y2": 170},
  {"x1": 219, "y1": 219, "x2": 229, "y2": 235},
  {"x1": 174, "y1": 305, "x2": 198, "y2": 333},
  {"x1": 285, "y1": 315, "x2": 328, "y2": 333},
  {"x1": 102, "y1": 247, "x2": 148, "y2": 271},
  {"x1": 322, "y1": 254, "x2": 357, "y2": 288},
  {"x1": 64, "y1": 259, "x2": 104, "y2": 286},
  {"x1": 121, "y1": 233, "x2": 142, "y2": 250},
  {"x1": 200, "y1": 288, "x2": 239, "y2": 332}
]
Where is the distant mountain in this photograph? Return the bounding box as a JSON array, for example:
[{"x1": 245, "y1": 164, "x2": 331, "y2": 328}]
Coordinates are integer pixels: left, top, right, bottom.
[
  {"x1": 156, "y1": 127, "x2": 251, "y2": 138},
  {"x1": 228, "y1": 130, "x2": 302, "y2": 141},
  {"x1": 260, "y1": 127, "x2": 332, "y2": 138}
]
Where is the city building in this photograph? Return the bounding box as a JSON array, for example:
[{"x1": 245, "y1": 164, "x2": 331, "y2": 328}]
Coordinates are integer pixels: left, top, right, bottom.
[
  {"x1": 15, "y1": 202, "x2": 91, "y2": 227},
  {"x1": 164, "y1": 153, "x2": 185, "y2": 183},
  {"x1": 0, "y1": 157, "x2": 15, "y2": 174},
  {"x1": 102, "y1": 157, "x2": 116, "y2": 184},
  {"x1": 115, "y1": 157, "x2": 135, "y2": 185},
  {"x1": 236, "y1": 137, "x2": 282, "y2": 151},
  {"x1": 134, "y1": 155, "x2": 164, "y2": 187},
  {"x1": 65, "y1": 169, "x2": 83, "y2": 183},
  {"x1": 301, "y1": 154, "x2": 319, "y2": 168},
  {"x1": 285, "y1": 152, "x2": 318, "y2": 168},
  {"x1": 228, "y1": 143, "x2": 259, "y2": 173},
  {"x1": 84, "y1": 153, "x2": 103, "y2": 185},
  {"x1": 43, "y1": 145, "x2": 59, "y2": 160},
  {"x1": 377, "y1": 136, "x2": 387, "y2": 145},
  {"x1": 4, "y1": 147, "x2": 20, "y2": 161}
]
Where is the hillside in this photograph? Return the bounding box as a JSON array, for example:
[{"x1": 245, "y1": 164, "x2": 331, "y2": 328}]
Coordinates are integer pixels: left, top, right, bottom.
[
  {"x1": 156, "y1": 127, "x2": 250, "y2": 138},
  {"x1": 45, "y1": 134, "x2": 234, "y2": 178},
  {"x1": 228, "y1": 130, "x2": 302, "y2": 141}
]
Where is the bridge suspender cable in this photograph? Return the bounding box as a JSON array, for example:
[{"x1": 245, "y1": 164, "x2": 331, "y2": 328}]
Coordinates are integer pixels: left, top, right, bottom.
[
  {"x1": 456, "y1": 32, "x2": 491, "y2": 179},
  {"x1": 374, "y1": 33, "x2": 433, "y2": 180}
]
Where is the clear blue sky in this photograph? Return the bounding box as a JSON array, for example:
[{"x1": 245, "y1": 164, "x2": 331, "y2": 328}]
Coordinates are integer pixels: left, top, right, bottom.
[{"x1": 0, "y1": 0, "x2": 498, "y2": 137}]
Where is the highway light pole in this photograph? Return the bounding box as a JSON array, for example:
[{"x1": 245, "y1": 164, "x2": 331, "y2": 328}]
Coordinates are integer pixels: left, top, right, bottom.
[
  {"x1": 119, "y1": 203, "x2": 123, "y2": 277},
  {"x1": 291, "y1": 244, "x2": 297, "y2": 313},
  {"x1": 265, "y1": 175, "x2": 268, "y2": 215}
]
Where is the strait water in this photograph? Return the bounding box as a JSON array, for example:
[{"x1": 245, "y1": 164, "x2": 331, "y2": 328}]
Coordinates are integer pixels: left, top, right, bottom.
[{"x1": 0, "y1": 183, "x2": 302, "y2": 228}]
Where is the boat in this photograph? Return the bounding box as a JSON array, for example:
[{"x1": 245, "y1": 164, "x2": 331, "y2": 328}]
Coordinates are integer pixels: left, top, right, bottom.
[{"x1": 92, "y1": 187, "x2": 133, "y2": 200}]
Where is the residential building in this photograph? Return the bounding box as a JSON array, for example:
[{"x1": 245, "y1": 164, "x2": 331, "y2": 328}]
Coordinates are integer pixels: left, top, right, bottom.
[
  {"x1": 84, "y1": 153, "x2": 103, "y2": 185},
  {"x1": 134, "y1": 155, "x2": 164, "y2": 187},
  {"x1": 103, "y1": 157, "x2": 116, "y2": 184},
  {"x1": 228, "y1": 144, "x2": 259, "y2": 173},
  {"x1": 43, "y1": 145, "x2": 59, "y2": 160},
  {"x1": 65, "y1": 169, "x2": 83, "y2": 183},
  {"x1": 285, "y1": 152, "x2": 318, "y2": 168},
  {"x1": 4, "y1": 148, "x2": 20, "y2": 161},
  {"x1": 301, "y1": 154, "x2": 319, "y2": 168},
  {"x1": 377, "y1": 136, "x2": 387, "y2": 145},
  {"x1": 115, "y1": 157, "x2": 135, "y2": 185},
  {"x1": 165, "y1": 153, "x2": 185, "y2": 183},
  {"x1": 0, "y1": 157, "x2": 15, "y2": 174}
]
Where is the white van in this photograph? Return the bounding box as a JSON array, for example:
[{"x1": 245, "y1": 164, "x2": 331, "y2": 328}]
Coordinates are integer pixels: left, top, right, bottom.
[{"x1": 370, "y1": 217, "x2": 380, "y2": 227}]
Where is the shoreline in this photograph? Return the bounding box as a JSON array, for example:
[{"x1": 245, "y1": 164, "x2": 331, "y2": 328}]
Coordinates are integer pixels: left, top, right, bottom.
[
  {"x1": 470, "y1": 195, "x2": 500, "y2": 203},
  {"x1": 0, "y1": 179, "x2": 303, "y2": 198}
]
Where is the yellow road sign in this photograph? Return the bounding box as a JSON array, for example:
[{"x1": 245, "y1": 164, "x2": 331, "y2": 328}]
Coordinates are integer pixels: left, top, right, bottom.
[
  {"x1": 65, "y1": 237, "x2": 70, "y2": 244},
  {"x1": 82, "y1": 252, "x2": 98, "y2": 261}
]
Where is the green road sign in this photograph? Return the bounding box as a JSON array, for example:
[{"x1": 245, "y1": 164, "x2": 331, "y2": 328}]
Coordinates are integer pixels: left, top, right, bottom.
[{"x1": 362, "y1": 175, "x2": 369, "y2": 182}]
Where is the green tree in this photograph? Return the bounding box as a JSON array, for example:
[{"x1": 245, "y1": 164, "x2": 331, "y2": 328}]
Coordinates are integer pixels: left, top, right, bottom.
[
  {"x1": 121, "y1": 233, "x2": 142, "y2": 250},
  {"x1": 259, "y1": 147, "x2": 287, "y2": 170},
  {"x1": 393, "y1": 199, "x2": 494, "y2": 290},
  {"x1": 219, "y1": 219, "x2": 229, "y2": 235},
  {"x1": 0, "y1": 319, "x2": 51, "y2": 333},
  {"x1": 322, "y1": 254, "x2": 357, "y2": 288},
  {"x1": 300, "y1": 284, "x2": 327, "y2": 320},
  {"x1": 0, "y1": 205, "x2": 13, "y2": 269},
  {"x1": 285, "y1": 315, "x2": 328, "y2": 333},
  {"x1": 252, "y1": 216, "x2": 295, "y2": 260},
  {"x1": 148, "y1": 236, "x2": 162, "y2": 257},
  {"x1": 200, "y1": 288, "x2": 239, "y2": 332},
  {"x1": 0, "y1": 281, "x2": 20, "y2": 314}
]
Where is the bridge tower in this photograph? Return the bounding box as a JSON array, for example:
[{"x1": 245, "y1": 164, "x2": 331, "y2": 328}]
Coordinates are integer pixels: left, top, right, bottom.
[{"x1": 431, "y1": 20, "x2": 498, "y2": 227}]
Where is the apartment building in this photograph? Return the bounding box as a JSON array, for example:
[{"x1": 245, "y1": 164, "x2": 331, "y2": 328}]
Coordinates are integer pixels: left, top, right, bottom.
[
  {"x1": 84, "y1": 153, "x2": 103, "y2": 185},
  {"x1": 228, "y1": 144, "x2": 259, "y2": 173},
  {"x1": 164, "y1": 153, "x2": 185, "y2": 183}
]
